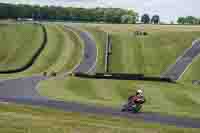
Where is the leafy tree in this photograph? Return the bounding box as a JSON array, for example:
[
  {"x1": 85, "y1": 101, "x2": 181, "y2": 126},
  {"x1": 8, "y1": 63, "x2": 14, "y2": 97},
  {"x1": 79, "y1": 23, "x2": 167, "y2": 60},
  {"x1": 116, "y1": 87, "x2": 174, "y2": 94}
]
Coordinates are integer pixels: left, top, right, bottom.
[
  {"x1": 0, "y1": 3, "x2": 9, "y2": 19},
  {"x1": 0, "y1": 3, "x2": 138, "y2": 24},
  {"x1": 121, "y1": 15, "x2": 134, "y2": 24},
  {"x1": 141, "y1": 14, "x2": 150, "y2": 24},
  {"x1": 196, "y1": 19, "x2": 200, "y2": 24},
  {"x1": 151, "y1": 15, "x2": 160, "y2": 24},
  {"x1": 185, "y1": 16, "x2": 197, "y2": 24},
  {"x1": 177, "y1": 17, "x2": 185, "y2": 24},
  {"x1": 177, "y1": 16, "x2": 200, "y2": 25},
  {"x1": 127, "y1": 10, "x2": 138, "y2": 24}
]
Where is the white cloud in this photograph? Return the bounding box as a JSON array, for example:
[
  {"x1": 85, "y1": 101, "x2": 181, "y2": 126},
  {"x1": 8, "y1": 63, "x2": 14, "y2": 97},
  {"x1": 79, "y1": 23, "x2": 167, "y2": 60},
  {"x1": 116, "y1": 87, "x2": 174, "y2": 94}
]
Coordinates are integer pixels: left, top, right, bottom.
[{"x1": 0, "y1": 0, "x2": 199, "y2": 23}]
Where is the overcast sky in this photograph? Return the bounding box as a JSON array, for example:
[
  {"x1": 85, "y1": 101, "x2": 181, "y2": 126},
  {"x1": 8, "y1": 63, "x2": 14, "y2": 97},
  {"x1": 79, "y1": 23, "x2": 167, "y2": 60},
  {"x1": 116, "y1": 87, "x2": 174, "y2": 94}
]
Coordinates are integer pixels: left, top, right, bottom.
[{"x1": 1, "y1": 0, "x2": 198, "y2": 23}]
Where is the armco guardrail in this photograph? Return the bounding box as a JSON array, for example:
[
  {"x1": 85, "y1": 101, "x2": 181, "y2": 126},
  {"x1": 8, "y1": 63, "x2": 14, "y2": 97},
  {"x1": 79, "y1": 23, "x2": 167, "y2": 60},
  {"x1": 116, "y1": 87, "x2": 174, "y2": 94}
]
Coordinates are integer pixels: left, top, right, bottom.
[
  {"x1": 0, "y1": 23, "x2": 47, "y2": 74},
  {"x1": 105, "y1": 33, "x2": 109, "y2": 72},
  {"x1": 95, "y1": 73, "x2": 144, "y2": 78},
  {"x1": 105, "y1": 33, "x2": 112, "y2": 73},
  {"x1": 73, "y1": 72, "x2": 175, "y2": 83}
]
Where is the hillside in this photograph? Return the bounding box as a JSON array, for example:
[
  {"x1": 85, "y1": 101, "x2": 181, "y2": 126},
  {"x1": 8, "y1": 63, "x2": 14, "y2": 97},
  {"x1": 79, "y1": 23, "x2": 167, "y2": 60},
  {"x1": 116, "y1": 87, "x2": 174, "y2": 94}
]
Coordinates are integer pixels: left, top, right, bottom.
[
  {"x1": 0, "y1": 24, "x2": 82, "y2": 78},
  {"x1": 0, "y1": 23, "x2": 43, "y2": 71},
  {"x1": 1, "y1": 23, "x2": 200, "y2": 131},
  {"x1": 109, "y1": 31, "x2": 200, "y2": 76}
]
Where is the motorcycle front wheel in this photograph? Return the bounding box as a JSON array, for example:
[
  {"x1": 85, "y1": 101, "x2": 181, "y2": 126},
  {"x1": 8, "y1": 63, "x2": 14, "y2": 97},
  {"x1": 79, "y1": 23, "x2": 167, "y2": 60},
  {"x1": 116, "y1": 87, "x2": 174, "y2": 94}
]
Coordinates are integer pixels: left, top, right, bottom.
[{"x1": 132, "y1": 104, "x2": 142, "y2": 113}]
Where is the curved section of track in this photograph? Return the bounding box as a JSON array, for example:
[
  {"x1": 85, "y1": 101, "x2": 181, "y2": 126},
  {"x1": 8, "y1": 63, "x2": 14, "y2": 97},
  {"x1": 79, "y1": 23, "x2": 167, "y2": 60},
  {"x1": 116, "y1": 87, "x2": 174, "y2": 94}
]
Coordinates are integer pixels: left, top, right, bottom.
[
  {"x1": 0, "y1": 97, "x2": 200, "y2": 128},
  {"x1": 0, "y1": 25, "x2": 97, "y2": 97},
  {"x1": 162, "y1": 39, "x2": 200, "y2": 80},
  {"x1": 0, "y1": 75, "x2": 46, "y2": 97},
  {"x1": 64, "y1": 25, "x2": 97, "y2": 73}
]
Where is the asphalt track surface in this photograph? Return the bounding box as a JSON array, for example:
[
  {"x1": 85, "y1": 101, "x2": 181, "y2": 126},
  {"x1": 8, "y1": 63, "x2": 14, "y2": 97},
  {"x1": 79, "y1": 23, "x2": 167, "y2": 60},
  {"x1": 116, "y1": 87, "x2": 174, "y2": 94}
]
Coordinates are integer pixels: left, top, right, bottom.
[
  {"x1": 1, "y1": 97, "x2": 200, "y2": 128},
  {"x1": 162, "y1": 39, "x2": 200, "y2": 80},
  {"x1": 0, "y1": 76, "x2": 46, "y2": 97},
  {"x1": 64, "y1": 25, "x2": 97, "y2": 73},
  {"x1": 0, "y1": 25, "x2": 200, "y2": 128}
]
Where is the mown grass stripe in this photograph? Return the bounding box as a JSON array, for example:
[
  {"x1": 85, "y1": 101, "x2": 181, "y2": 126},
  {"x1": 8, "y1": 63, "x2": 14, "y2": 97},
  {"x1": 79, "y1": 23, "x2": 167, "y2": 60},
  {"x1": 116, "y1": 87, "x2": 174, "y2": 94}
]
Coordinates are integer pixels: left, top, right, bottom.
[{"x1": 0, "y1": 24, "x2": 47, "y2": 73}]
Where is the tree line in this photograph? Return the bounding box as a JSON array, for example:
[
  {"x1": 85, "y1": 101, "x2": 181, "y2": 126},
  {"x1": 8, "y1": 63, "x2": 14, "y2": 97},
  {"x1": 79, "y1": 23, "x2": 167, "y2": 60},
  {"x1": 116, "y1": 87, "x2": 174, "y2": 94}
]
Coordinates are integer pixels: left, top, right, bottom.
[
  {"x1": 2, "y1": 3, "x2": 200, "y2": 25},
  {"x1": 177, "y1": 16, "x2": 200, "y2": 25},
  {"x1": 0, "y1": 3, "x2": 138, "y2": 24}
]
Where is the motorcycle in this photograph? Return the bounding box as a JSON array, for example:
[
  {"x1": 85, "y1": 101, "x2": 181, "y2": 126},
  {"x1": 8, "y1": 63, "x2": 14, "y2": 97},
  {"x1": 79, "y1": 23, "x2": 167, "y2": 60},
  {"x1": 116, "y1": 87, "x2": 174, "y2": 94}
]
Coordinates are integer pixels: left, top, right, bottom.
[
  {"x1": 121, "y1": 98, "x2": 145, "y2": 113},
  {"x1": 121, "y1": 103, "x2": 142, "y2": 113}
]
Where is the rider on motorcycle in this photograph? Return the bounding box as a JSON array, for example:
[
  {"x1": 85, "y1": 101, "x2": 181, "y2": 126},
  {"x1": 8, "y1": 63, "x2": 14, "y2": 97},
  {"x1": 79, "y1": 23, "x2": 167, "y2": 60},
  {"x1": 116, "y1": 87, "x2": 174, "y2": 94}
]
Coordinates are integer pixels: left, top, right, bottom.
[
  {"x1": 128, "y1": 89, "x2": 146, "y2": 106},
  {"x1": 122, "y1": 89, "x2": 146, "y2": 113}
]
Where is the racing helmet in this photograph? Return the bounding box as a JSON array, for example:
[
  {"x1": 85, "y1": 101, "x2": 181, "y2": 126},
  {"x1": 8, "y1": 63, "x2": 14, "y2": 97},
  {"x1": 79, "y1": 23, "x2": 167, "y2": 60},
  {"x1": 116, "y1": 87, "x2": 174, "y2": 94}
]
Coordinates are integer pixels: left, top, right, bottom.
[{"x1": 136, "y1": 89, "x2": 143, "y2": 96}]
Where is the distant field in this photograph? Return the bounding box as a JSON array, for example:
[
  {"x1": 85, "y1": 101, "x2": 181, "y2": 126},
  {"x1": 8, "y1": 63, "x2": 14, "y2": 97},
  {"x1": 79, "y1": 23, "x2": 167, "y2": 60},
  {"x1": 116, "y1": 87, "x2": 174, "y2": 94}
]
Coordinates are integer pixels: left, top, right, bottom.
[
  {"x1": 109, "y1": 31, "x2": 200, "y2": 76},
  {"x1": 70, "y1": 24, "x2": 200, "y2": 76},
  {"x1": 1, "y1": 23, "x2": 200, "y2": 78},
  {"x1": 81, "y1": 24, "x2": 200, "y2": 32},
  {"x1": 0, "y1": 24, "x2": 82, "y2": 78},
  {"x1": 0, "y1": 102, "x2": 199, "y2": 132},
  {"x1": 0, "y1": 23, "x2": 43, "y2": 71}
]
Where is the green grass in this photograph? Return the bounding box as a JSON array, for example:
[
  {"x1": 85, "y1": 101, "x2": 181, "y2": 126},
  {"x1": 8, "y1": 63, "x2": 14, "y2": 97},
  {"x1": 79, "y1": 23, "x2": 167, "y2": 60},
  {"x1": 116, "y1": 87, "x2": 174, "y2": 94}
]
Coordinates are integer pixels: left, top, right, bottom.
[
  {"x1": 34, "y1": 24, "x2": 83, "y2": 75},
  {"x1": 0, "y1": 102, "x2": 199, "y2": 133},
  {"x1": 109, "y1": 33, "x2": 143, "y2": 73},
  {"x1": 38, "y1": 77, "x2": 200, "y2": 118},
  {"x1": 74, "y1": 24, "x2": 200, "y2": 76},
  {"x1": 0, "y1": 23, "x2": 43, "y2": 70},
  {"x1": 2, "y1": 23, "x2": 200, "y2": 125},
  {"x1": 0, "y1": 24, "x2": 82, "y2": 78},
  {"x1": 84, "y1": 24, "x2": 200, "y2": 32}
]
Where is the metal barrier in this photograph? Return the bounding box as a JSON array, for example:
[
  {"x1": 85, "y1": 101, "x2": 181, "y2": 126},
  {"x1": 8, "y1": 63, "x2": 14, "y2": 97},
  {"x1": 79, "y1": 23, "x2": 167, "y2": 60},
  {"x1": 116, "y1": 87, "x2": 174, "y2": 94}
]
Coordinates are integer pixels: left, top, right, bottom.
[{"x1": 73, "y1": 72, "x2": 175, "y2": 83}]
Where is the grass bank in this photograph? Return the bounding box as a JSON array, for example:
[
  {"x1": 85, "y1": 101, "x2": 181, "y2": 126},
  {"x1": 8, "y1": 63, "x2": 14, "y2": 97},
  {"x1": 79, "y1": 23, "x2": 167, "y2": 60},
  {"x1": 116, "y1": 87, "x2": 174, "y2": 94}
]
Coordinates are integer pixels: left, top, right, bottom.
[
  {"x1": 109, "y1": 31, "x2": 200, "y2": 76},
  {"x1": 0, "y1": 102, "x2": 199, "y2": 132},
  {"x1": 0, "y1": 23, "x2": 43, "y2": 71},
  {"x1": 0, "y1": 24, "x2": 82, "y2": 78}
]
